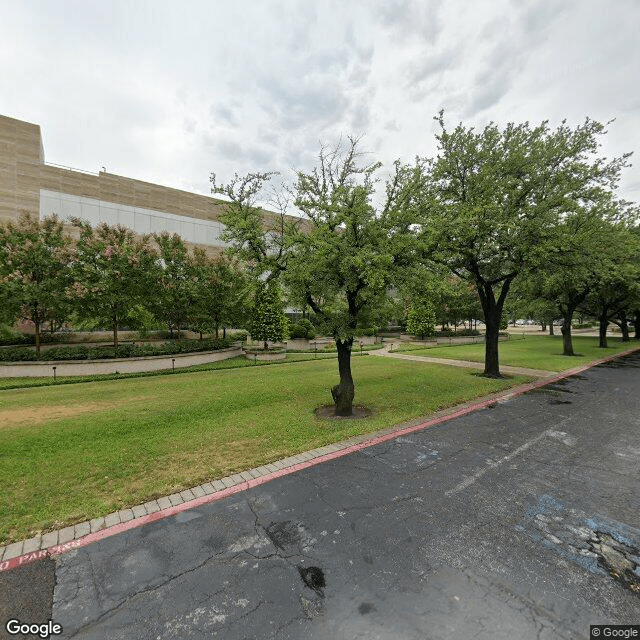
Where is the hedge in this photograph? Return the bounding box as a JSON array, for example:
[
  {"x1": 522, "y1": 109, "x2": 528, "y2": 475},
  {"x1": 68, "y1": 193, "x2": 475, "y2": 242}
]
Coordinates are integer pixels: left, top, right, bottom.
[{"x1": 0, "y1": 337, "x2": 243, "y2": 362}]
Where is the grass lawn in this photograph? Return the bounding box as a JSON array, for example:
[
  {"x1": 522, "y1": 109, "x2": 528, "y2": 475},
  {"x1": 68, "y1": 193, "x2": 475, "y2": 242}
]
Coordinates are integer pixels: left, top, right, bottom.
[
  {"x1": 396, "y1": 335, "x2": 638, "y2": 371},
  {"x1": 0, "y1": 357, "x2": 528, "y2": 544}
]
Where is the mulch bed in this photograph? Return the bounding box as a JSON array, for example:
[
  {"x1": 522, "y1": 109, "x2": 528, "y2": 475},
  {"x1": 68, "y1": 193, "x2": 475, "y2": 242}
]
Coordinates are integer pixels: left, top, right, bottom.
[{"x1": 314, "y1": 404, "x2": 373, "y2": 420}]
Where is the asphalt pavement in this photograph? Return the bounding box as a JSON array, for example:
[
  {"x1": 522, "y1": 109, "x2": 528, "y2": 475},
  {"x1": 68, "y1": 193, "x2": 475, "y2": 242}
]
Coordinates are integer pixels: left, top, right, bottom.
[{"x1": 2, "y1": 351, "x2": 639, "y2": 640}]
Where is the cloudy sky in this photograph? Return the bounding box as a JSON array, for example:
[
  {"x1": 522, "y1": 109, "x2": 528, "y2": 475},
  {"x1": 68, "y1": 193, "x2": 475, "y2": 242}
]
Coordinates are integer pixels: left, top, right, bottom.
[{"x1": 1, "y1": 0, "x2": 639, "y2": 205}]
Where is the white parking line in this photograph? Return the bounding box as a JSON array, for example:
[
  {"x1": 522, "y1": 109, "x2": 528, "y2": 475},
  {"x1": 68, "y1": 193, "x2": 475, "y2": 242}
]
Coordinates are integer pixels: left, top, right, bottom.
[{"x1": 445, "y1": 428, "x2": 573, "y2": 496}]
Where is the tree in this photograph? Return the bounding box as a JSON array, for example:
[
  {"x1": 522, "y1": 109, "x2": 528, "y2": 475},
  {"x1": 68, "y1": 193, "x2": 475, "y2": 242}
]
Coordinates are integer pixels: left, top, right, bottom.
[
  {"x1": 0, "y1": 213, "x2": 72, "y2": 357},
  {"x1": 417, "y1": 112, "x2": 631, "y2": 376},
  {"x1": 523, "y1": 200, "x2": 636, "y2": 355},
  {"x1": 576, "y1": 213, "x2": 640, "y2": 347},
  {"x1": 212, "y1": 171, "x2": 298, "y2": 348},
  {"x1": 71, "y1": 220, "x2": 156, "y2": 348},
  {"x1": 151, "y1": 232, "x2": 197, "y2": 337},
  {"x1": 211, "y1": 171, "x2": 296, "y2": 283},
  {"x1": 249, "y1": 280, "x2": 289, "y2": 349},
  {"x1": 191, "y1": 249, "x2": 249, "y2": 339},
  {"x1": 214, "y1": 138, "x2": 417, "y2": 415},
  {"x1": 406, "y1": 301, "x2": 436, "y2": 339},
  {"x1": 287, "y1": 139, "x2": 416, "y2": 415}
]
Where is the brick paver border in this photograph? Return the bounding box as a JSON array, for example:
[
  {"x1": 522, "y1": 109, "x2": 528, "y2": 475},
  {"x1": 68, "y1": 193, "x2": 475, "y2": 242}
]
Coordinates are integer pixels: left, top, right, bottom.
[{"x1": 1, "y1": 344, "x2": 639, "y2": 572}]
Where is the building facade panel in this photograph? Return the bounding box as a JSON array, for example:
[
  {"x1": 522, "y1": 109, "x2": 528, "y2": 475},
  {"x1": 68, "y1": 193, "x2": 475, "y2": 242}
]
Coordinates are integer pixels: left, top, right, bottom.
[
  {"x1": 0, "y1": 114, "x2": 233, "y2": 254},
  {"x1": 39, "y1": 189, "x2": 229, "y2": 249}
]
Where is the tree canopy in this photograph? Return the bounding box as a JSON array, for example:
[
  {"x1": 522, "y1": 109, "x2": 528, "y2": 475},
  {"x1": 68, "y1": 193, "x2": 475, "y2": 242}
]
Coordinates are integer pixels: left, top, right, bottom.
[{"x1": 415, "y1": 113, "x2": 632, "y2": 376}]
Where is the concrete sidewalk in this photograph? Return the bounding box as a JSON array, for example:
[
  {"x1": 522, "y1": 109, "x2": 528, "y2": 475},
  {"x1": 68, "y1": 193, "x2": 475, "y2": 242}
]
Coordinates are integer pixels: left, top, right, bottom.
[{"x1": 370, "y1": 345, "x2": 557, "y2": 378}]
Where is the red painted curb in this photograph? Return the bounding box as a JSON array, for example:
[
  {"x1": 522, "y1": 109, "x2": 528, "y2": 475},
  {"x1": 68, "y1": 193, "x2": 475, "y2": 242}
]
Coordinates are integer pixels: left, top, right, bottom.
[{"x1": 2, "y1": 344, "x2": 638, "y2": 573}]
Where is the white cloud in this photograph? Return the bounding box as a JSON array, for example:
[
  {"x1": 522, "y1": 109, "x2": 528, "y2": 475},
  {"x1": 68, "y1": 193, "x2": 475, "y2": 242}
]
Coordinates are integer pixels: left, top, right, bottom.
[{"x1": 0, "y1": 0, "x2": 637, "y2": 203}]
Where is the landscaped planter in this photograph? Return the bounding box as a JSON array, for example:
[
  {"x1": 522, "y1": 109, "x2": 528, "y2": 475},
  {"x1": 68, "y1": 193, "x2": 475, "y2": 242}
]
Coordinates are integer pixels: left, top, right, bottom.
[
  {"x1": 285, "y1": 338, "x2": 333, "y2": 351},
  {"x1": 0, "y1": 346, "x2": 243, "y2": 378},
  {"x1": 244, "y1": 349, "x2": 287, "y2": 362}
]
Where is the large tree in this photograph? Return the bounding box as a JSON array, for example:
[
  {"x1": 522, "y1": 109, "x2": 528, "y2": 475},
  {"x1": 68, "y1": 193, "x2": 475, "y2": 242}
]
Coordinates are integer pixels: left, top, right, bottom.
[
  {"x1": 418, "y1": 113, "x2": 631, "y2": 376},
  {"x1": 287, "y1": 139, "x2": 417, "y2": 415},
  {"x1": 0, "y1": 213, "x2": 73, "y2": 357},
  {"x1": 214, "y1": 139, "x2": 418, "y2": 415},
  {"x1": 524, "y1": 199, "x2": 638, "y2": 354}
]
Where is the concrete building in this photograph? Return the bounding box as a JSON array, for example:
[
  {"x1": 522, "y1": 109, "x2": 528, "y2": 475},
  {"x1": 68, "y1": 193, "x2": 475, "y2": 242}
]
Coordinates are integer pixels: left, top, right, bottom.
[{"x1": 0, "y1": 114, "x2": 232, "y2": 254}]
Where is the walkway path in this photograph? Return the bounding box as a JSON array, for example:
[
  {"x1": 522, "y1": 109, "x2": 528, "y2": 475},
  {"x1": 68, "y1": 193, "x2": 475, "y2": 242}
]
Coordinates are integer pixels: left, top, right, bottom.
[{"x1": 371, "y1": 344, "x2": 557, "y2": 378}]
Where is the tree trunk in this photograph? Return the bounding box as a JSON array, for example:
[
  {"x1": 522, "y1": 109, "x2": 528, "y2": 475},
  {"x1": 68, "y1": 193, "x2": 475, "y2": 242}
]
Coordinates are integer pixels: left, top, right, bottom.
[
  {"x1": 598, "y1": 314, "x2": 608, "y2": 348},
  {"x1": 476, "y1": 277, "x2": 513, "y2": 378},
  {"x1": 541, "y1": 321, "x2": 546, "y2": 331},
  {"x1": 549, "y1": 322, "x2": 554, "y2": 336},
  {"x1": 332, "y1": 338, "x2": 355, "y2": 416},
  {"x1": 560, "y1": 290, "x2": 587, "y2": 357},
  {"x1": 635, "y1": 310, "x2": 640, "y2": 340},
  {"x1": 34, "y1": 318, "x2": 41, "y2": 359},
  {"x1": 483, "y1": 311, "x2": 501, "y2": 377},
  {"x1": 215, "y1": 322, "x2": 219, "y2": 339},
  {"x1": 619, "y1": 311, "x2": 630, "y2": 342},
  {"x1": 223, "y1": 326, "x2": 227, "y2": 339},
  {"x1": 113, "y1": 314, "x2": 119, "y2": 349},
  {"x1": 561, "y1": 317, "x2": 574, "y2": 356}
]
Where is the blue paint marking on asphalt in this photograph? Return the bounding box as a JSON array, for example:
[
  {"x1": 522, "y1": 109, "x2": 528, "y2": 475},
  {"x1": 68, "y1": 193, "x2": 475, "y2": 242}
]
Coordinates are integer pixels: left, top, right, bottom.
[
  {"x1": 584, "y1": 517, "x2": 636, "y2": 547},
  {"x1": 517, "y1": 494, "x2": 607, "y2": 575},
  {"x1": 517, "y1": 493, "x2": 640, "y2": 579},
  {"x1": 540, "y1": 539, "x2": 603, "y2": 574},
  {"x1": 525, "y1": 493, "x2": 564, "y2": 518}
]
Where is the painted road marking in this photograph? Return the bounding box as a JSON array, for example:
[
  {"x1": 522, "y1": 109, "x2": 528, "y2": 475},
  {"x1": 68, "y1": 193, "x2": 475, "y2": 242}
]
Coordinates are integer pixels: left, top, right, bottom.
[{"x1": 445, "y1": 428, "x2": 574, "y2": 496}]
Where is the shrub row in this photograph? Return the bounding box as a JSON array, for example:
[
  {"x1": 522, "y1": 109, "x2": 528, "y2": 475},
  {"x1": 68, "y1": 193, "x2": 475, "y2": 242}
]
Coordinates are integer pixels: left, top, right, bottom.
[
  {"x1": 0, "y1": 337, "x2": 244, "y2": 362},
  {"x1": 0, "y1": 333, "x2": 67, "y2": 347},
  {"x1": 289, "y1": 319, "x2": 316, "y2": 340}
]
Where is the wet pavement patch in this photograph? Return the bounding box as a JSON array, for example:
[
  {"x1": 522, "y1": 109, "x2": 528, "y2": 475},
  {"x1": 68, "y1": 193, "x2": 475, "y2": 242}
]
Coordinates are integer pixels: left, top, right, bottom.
[
  {"x1": 358, "y1": 602, "x2": 376, "y2": 615},
  {"x1": 265, "y1": 521, "x2": 302, "y2": 550},
  {"x1": 599, "y1": 353, "x2": 640, "y2": 369},
  {"x1": 297, "y1": 566, "x2": 325, "y2": 595}
]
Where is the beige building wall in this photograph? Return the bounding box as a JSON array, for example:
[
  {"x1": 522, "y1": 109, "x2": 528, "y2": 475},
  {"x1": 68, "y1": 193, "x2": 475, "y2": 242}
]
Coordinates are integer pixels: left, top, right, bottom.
[
  {"x1": 0, "y1": 114, "x2": 232, "y2": 255},
  {"x1": 0, "y1": 115, "x2": 43, "y2": 225}
]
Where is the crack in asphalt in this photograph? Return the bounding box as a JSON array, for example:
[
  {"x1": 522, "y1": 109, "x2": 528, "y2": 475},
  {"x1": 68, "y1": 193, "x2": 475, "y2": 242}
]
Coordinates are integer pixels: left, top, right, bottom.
[{"x1": 62, "y1": 548, "x2": 237, "y2": 638}]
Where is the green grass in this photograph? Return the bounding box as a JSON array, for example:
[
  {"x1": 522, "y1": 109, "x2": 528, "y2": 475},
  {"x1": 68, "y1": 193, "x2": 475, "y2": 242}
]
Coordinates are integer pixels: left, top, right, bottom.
[
  {"x1": 0, "y1": 357, "x2": 527, "y2": 544},
  {"x1": 395, "y1": 335, "x2": 638, "y2": 371}
]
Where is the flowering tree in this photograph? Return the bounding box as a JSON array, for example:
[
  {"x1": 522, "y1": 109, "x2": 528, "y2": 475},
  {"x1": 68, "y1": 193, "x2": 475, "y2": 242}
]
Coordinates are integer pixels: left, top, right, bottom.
[
  {"x1": 0, "y1": 213, "x2": 72, "y2": 356},
  {"x1": 70, "y1": 220, "x2": 157, "y2": 348},
  {"x1": 151, "y1": 232, "x2": 197, "y2": 337},
  {"x1": 190, "y1": 249, "x2": 249, "y2": 339}
]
